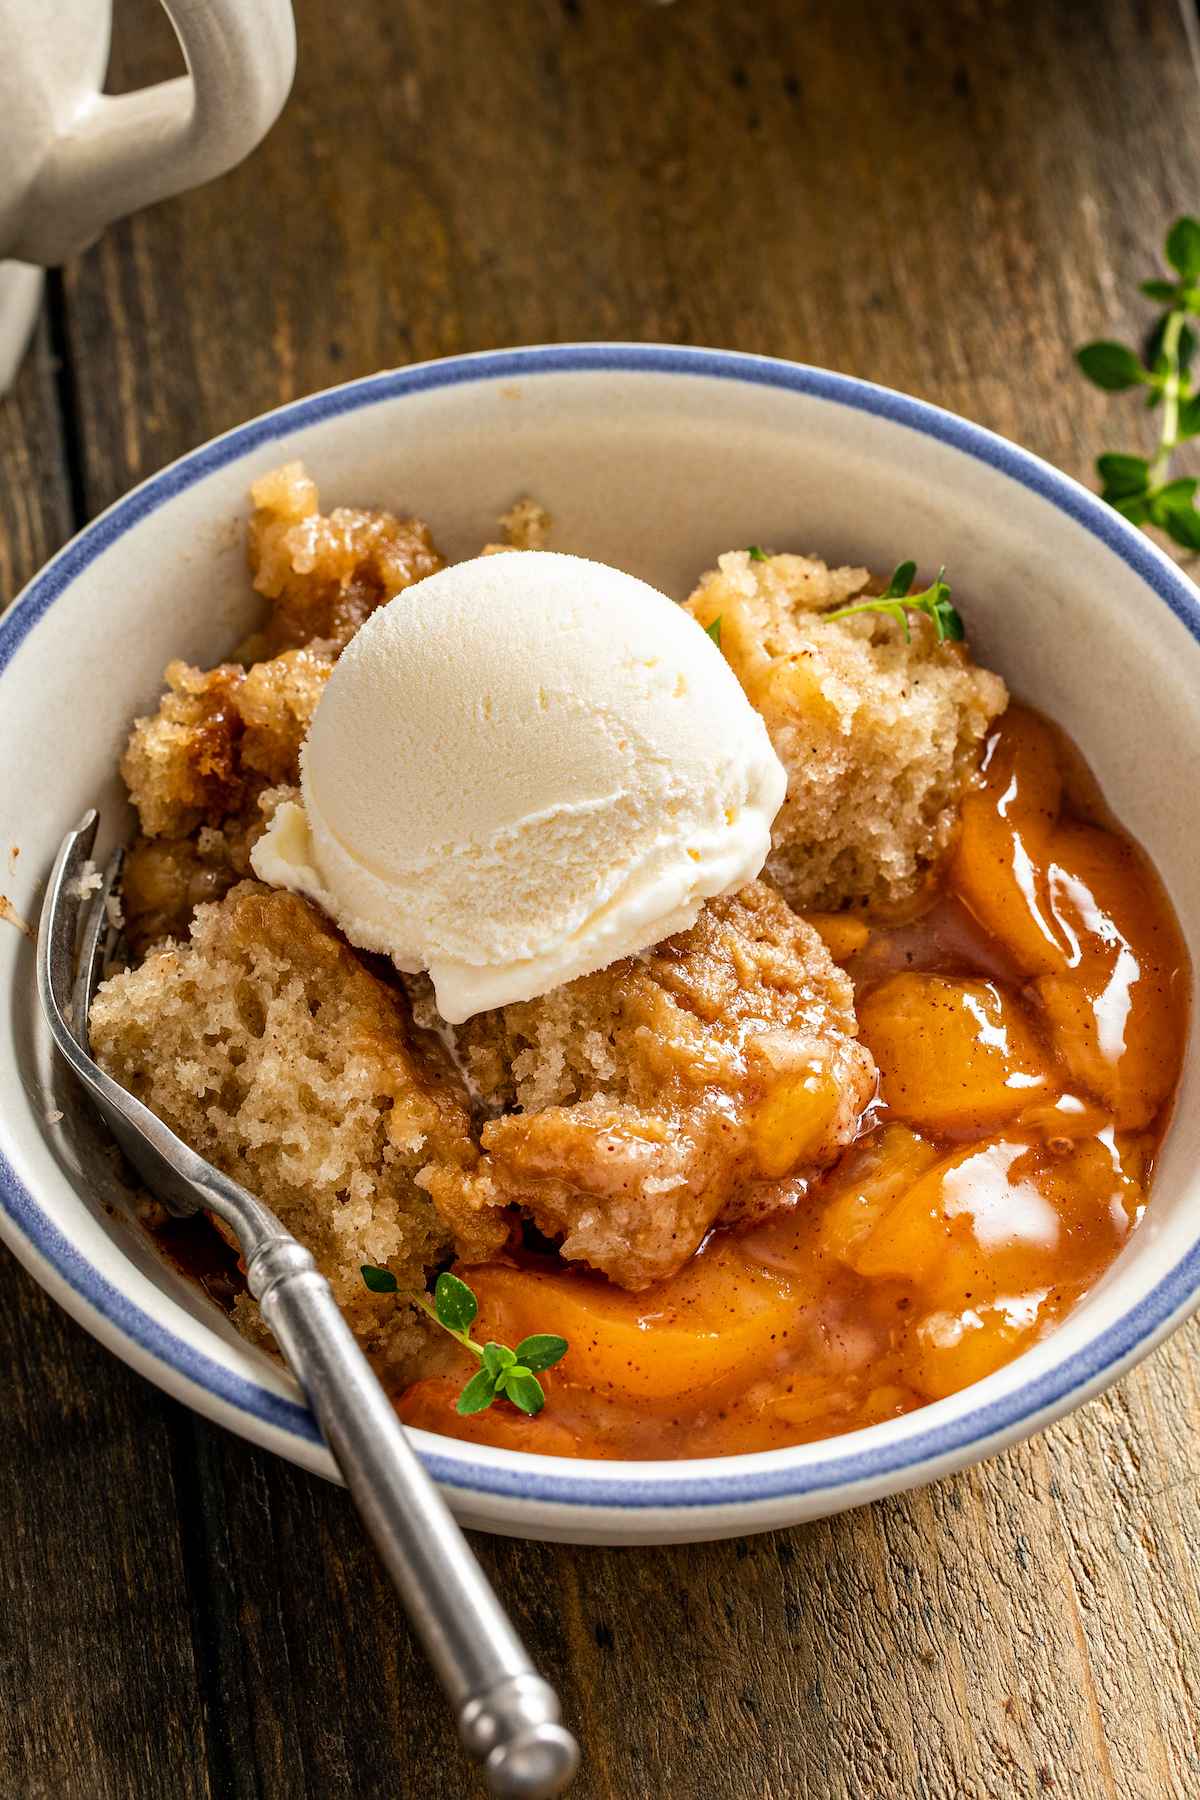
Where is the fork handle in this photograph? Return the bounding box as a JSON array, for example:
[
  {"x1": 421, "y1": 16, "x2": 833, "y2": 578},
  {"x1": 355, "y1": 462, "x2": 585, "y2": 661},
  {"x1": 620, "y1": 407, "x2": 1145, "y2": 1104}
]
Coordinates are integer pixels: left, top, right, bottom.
[
  {"x1": 248, "y1": 1238, "x2": 579, "y2": 1800},
  {"x1": 40, "y1": 814, "x2": 576, "y2": 1797}
]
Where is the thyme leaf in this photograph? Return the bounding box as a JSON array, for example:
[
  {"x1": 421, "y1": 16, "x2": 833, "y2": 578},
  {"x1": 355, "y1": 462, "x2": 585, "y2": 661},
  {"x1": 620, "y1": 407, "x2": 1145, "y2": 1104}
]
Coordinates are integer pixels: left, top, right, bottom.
[
  {"x1": 360, "y1": 1265, "x2": 569, "y2": 1416},
  {"x1": 1077, "y1": 215, "x2": 1200, "y2": 551},
  {"x1": 825, "y1": 563, "x2": 963, "y2": 644}
]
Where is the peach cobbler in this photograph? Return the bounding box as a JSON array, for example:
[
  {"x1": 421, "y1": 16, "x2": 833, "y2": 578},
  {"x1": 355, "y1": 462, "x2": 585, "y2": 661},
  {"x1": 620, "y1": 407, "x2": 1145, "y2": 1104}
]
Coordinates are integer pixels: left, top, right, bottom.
[{"x1": 89, "y1": 464, "x2": 1190, "y2": 1459}]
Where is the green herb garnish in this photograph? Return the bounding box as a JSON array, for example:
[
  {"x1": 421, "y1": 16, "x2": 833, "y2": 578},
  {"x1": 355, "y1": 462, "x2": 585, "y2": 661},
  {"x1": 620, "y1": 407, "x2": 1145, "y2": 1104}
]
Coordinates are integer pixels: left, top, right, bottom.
[
  {"x1": 361, "y1": 1266, "x2": 568, "y2": 1416},
  {"x1": 825, "y1": 561, "x2": 963, "y2": 644},
  {"x1": 1076, "y1": 215, "x2": 1200, "y2": 550},
  {"x1": 705, "y1": 615, "x2": 723, "y2": 648},
  {"x1": 746, "y1": 544, "x2": 769, "y2": 562}
]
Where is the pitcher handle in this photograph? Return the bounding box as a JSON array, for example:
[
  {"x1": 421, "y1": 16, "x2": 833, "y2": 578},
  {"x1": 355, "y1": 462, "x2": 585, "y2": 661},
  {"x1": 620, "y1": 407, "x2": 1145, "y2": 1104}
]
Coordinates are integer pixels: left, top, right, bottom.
[{"x1": 9, "y1": 0, "x2": 296, "y2": 268}]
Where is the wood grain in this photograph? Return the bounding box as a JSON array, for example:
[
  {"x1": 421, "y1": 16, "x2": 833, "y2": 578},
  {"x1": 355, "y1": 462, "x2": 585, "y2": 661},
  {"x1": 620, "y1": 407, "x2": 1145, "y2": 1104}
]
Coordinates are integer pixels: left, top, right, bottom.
[
  {"x1": 0, "y1": 310, "x2": 72, "y2": 609},
  {"x1": 4, "y1": 0, "x2": 1200, "y2": 1795}
]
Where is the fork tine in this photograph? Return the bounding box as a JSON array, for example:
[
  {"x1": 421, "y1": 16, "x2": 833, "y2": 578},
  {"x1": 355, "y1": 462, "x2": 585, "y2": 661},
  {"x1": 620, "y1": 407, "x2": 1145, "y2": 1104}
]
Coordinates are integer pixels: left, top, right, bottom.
[
  {"x1": 72, "y1": 847, "x2": 125, "y2": 1055},
  {"x1": 38, "y1": 809, "x2": 98, "y2": 1041}
]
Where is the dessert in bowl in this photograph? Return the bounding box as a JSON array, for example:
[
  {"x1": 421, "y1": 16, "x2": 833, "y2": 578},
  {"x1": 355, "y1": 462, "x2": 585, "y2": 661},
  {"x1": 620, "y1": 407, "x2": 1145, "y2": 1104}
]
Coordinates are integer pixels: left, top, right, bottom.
[{"x1": 1, "y1": 344, "x2": 1197, "y2": 1544}]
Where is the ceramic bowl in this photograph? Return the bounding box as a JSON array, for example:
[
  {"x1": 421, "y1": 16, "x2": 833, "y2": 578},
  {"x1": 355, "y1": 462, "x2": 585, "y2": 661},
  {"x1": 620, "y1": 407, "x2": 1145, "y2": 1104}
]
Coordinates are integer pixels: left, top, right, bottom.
[{"x1": 2, "y1": 343, "x2": 1198, "y2": 1545}]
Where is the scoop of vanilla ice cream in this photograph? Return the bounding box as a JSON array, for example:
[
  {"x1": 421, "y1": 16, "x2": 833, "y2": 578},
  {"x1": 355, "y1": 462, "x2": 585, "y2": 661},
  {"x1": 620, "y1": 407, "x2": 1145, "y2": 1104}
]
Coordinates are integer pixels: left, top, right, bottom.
[{"x1": 251, "y1": 550, "x2": 786, "y2": 1021}]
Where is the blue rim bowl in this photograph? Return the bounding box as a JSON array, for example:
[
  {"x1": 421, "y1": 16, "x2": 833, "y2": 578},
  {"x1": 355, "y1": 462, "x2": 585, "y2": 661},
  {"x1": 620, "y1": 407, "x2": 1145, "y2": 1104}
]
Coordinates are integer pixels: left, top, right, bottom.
[{"x1": 1, "y1": 342, "x2": 1197, "y2": 1544}]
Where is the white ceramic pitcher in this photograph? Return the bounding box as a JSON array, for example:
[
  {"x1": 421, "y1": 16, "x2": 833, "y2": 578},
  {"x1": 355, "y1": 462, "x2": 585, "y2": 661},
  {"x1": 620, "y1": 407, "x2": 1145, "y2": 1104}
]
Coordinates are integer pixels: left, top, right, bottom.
[{"x1": 0, "y1": 0, "x2": 296, "y2": 393}]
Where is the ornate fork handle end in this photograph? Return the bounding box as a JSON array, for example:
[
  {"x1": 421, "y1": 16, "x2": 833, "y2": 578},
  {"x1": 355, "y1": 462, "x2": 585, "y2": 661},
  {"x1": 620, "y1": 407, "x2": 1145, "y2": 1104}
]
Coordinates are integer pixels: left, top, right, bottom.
[{"x1": 460, "y1": 1675, "x2": 581, "y2": 1800}]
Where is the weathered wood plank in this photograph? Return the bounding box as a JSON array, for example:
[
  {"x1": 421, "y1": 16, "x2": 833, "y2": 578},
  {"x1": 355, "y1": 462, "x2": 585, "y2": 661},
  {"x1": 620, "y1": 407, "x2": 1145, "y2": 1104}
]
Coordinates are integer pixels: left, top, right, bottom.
[
  {"x1": 0, "y1": 1251, "x2": 220, "y2": 1800},
  {"x1": 72, "y1": 0, "x2": 1200, "y2": 513},
  {"x1": 3, "y1": 0, "x2": 1200, "y2": 1796},
  {"x1": 0, "y1": 310, "x2": 72, "y2": 607}
]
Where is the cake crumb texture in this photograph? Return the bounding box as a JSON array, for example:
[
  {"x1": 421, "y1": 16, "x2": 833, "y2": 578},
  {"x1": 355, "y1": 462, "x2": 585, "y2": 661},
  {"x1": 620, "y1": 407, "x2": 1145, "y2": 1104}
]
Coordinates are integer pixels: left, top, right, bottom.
[
  {"x1": 684, "y1": 549, "x2": 1008, "y2": 909},
  {"x1": 120, "y1": 648, "x2": 334, "y2": 846},
  {"x1": 119, "y1": 783, "x2": 294, "y2": 960},
  {"x1": 117, "y1": 463, "x2": 444, "y2": 955},
  {"x1": 90, "y1": 882, "x2": 503, "y2": 1375},
  {"x1": 482, "y1": 497, "x2": 554, "y2": 555},
  {"x1": 446, "y1": 880, "x2": 876, "y2": 1290}
]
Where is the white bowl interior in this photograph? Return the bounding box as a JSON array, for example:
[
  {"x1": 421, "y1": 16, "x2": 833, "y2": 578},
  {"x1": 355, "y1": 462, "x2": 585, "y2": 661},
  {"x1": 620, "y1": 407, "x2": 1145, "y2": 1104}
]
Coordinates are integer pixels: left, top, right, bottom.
[{"x1": 2, "y1": 350, "x2": 1198, "y2": 1542}]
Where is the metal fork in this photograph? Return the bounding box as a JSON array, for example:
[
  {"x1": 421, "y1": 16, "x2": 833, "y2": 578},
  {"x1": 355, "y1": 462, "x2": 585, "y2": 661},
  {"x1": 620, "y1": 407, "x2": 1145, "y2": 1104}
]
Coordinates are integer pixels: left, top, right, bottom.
[{"x1": 37, "y1": 811, "x2": 579, "y2": 1800}]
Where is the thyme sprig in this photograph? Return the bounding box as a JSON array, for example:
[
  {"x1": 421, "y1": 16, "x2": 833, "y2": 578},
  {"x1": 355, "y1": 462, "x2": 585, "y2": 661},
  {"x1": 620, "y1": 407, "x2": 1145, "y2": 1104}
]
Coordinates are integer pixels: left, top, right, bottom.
[
  {"x1": 1076, "y1": 216, "x2": 1200, "y2": 550},
  {"x1": 825, "y1": 560, "x2": 964, "y2": 644},
  {"x1": 362, "y1": 1266, "x2": 567, "y2": 1416}
]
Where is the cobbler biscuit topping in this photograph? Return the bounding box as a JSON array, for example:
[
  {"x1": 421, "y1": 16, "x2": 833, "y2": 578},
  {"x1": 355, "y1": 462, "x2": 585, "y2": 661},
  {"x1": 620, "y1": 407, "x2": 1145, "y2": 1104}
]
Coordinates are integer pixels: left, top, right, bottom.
[{"x1": 90, "y1": 465, "x2": 1189, "y2": 1457}]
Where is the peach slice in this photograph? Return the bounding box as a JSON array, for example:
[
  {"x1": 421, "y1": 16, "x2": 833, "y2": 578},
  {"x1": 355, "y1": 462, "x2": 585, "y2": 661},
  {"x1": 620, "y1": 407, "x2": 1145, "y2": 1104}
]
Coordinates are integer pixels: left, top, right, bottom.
[
  {"x1": 857, "y1": 974, "x2": 1053, "y2": 1132},
  {"x1": 853, "y1": 1139, "x2": 1060, "y2": 1285},
  {"x1": 750, "y1": 1067, "x2": 842, "y2": 1179},
  {"x1": 1031, "y1": 823, "x2": 1188, "y2": 1128},
  {"x1": 462, "y1": 1246, "x2": 808, "y2": 1406},
  {"x1": 950, "y1": 709, "x2": 1066, "y2": 975},
  {"x1": 818, "y1": 1125, "x2": 940, "y2": 1265},
  {"x1": 913, "y1": 1299, "x2": 1045, "y2": 1401}
]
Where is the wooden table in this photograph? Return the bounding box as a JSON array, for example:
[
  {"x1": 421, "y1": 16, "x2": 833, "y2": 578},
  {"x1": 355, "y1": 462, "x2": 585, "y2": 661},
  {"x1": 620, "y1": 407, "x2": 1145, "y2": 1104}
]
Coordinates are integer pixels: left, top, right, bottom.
[{"x1": 5, "y1": 1, "x2": 1200, "y2": 1793}]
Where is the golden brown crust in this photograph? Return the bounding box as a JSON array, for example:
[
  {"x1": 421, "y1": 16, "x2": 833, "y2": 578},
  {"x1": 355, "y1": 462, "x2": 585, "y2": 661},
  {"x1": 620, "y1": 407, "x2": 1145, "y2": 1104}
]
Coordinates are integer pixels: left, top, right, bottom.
[
  {"x1": 237, "y1": 643, "x2": 335, "y2": 783},
  {"x1": 247, "y1": 459, "x2": 444, "y2": 656},
  {"x1": 119, "y1": 644, "x2": 334, "y2": 860},
  {"x1": 445, "y1": 881, "x2": 876, "y2": 1289},
  {"x1": 684, "y1": 550, "x2": 1008, "y2": 910},
  {"x1": 119, "y1": 661, "x2": 249, "y2": 842},
  {"x1": 108, "y1": 510, "x2": 1000, "y2": 1332},
  {"x1": 118, "y1": 461, "x2": 446, "y2": 956}
]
